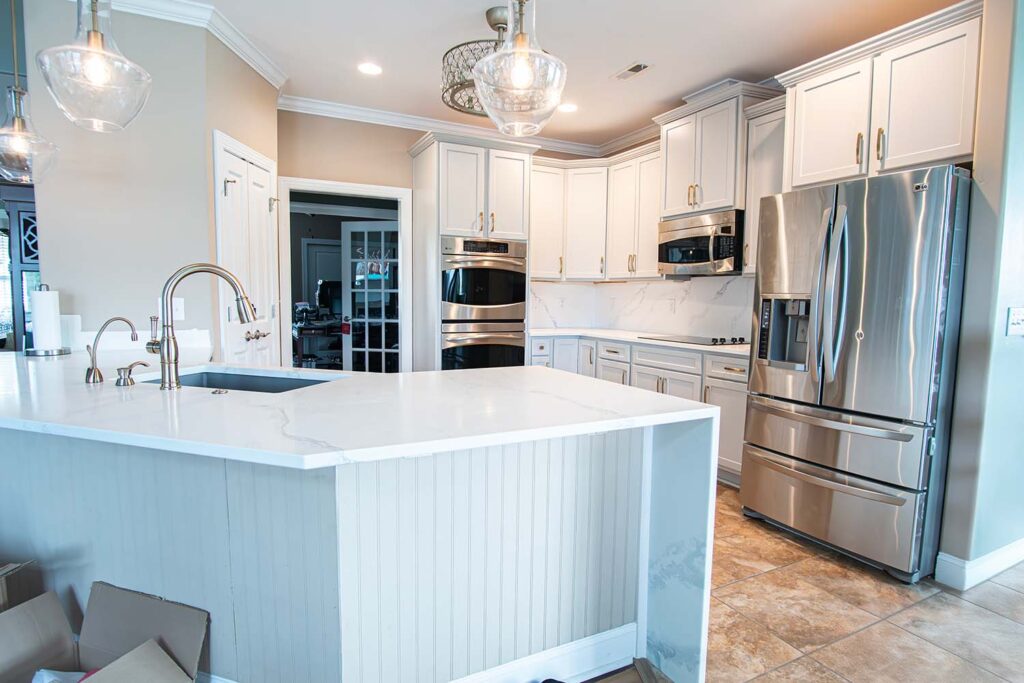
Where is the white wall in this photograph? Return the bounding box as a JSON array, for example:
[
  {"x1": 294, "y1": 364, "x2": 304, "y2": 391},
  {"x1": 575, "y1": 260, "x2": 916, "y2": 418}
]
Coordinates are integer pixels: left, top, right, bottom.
[{"x1": 530, "y1": 277, "x2": 755, "y2": 338}]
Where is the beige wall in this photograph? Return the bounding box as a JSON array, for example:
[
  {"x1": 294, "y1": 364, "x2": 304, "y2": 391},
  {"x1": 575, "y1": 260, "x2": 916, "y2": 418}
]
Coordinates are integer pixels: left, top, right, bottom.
[
  {"x1": 25, "y1": 1, "x2": 278, "y2": 334},
  {"x1": 277, "y1": 112, "x2": 422, "y2": 187}
]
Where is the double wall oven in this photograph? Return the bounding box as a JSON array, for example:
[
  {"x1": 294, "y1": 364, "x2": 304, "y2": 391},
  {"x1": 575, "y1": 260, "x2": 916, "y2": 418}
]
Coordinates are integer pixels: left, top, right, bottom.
[{"x1": 440, "y1": 237, "x2": 527, "y2": 370}]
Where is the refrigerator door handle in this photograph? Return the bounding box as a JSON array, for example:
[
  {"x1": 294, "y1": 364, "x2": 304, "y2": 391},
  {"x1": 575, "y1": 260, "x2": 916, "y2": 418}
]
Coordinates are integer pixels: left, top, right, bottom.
[
  {"x1": 808, "y1": 208, "x2": 833, "y2": 387},
  {"x1": 747, "y1": 449, "x2": 909, "y2": 507},
  {"x1": 823, "y1": 204, "x2": 848, "y2": 383},
  {"x1": 748, "y1": 396, "x2": 915, "y2": 442}
]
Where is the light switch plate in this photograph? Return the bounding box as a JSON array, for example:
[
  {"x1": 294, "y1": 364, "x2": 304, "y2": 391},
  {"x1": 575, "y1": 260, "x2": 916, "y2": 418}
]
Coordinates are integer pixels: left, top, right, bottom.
[{"x1": 1008, "y1": 307, "x2": 1024, "y2": 336}]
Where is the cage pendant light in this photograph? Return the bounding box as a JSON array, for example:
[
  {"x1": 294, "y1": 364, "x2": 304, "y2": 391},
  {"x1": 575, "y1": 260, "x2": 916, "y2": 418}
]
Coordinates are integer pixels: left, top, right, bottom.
[
  {"x1": 36, "y1": 0, "x2": 152, "y2": 132},
  {"x1": 471, "y1": 0, "x2": 566, "y2": 137},
  {"x1": 0, "y1": 0, "x2": 57, "y2": 184}
]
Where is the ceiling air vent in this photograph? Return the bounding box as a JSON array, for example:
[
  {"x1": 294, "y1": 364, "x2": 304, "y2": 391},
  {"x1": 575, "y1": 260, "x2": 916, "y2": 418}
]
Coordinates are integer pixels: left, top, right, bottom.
[{"x1": 613, "y1": 62, "x2": 651, "y2": 81}]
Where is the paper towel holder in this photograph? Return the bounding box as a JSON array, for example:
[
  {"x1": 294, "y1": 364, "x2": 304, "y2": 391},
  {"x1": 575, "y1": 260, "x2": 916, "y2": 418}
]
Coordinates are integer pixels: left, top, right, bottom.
[{"x1": 24, "y1": 283, "x2": 71, "y2": 357}]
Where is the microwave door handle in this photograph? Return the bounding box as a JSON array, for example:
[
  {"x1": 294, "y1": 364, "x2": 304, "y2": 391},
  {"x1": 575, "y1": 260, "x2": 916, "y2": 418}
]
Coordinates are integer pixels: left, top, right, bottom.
[
  {"x1": 808, "y1": 207, "x2": 833, "y2": 387},
  {"x1": 822, "y1": 205, "x2": 848, "y2": 383}
]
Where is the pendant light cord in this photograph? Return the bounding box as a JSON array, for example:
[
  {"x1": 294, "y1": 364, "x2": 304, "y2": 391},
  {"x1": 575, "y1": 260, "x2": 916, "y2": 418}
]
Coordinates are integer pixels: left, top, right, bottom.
[{"x1": 9, "y1": 0, "x2": 19, "y2": 89}]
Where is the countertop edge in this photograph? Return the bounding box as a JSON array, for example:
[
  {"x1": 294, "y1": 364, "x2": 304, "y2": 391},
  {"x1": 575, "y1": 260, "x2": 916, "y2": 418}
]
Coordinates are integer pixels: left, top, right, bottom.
[{"x1": 528, "y1": 328, "x2": 752, "y2": 358}]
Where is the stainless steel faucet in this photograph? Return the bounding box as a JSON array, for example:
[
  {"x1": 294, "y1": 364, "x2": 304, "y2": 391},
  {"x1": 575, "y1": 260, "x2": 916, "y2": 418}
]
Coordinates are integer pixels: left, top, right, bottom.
[
  {"x1": 86, "y1": 316, "x2": 138, "y2": 384},
  {"x1": 148, "y1": 263, "x2": 256, "y2": 390}
]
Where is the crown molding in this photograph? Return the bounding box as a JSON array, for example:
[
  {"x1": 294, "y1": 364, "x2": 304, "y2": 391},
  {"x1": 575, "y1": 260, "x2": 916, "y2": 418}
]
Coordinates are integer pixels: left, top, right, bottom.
[
  {"x1": 597, "y1": 124, "x2": 660, "y2": 156},
  {"x1": 532, "y1": 140, "x2": 660, "y2": 169},
  {"x1": 279, "y1": 95, "x2": 606, "y2": 157},
  {"x1": 92, "y1": 0, "x2": 288, "y2": 89},
  {"x1": 652, "y1": 79, "x2": 782, "y2": 126},
  {"x1": 744, "y1": 94, "x2": 787, "y2": 119},
  {"x1": 408, "y1": 131, "x2": 541, "y2": 157},
  {"x1": 775, "y1": 0, "x2": 983, "y2": 87}
]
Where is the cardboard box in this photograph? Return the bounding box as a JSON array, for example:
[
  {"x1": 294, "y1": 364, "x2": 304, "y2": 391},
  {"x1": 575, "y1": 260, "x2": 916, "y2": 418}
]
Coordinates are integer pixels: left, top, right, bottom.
[
  {"x1": 0, "y1": 582, "x2": 208, "y2": 683},
  {"x1": 0, "y1": 562, "x2": 38, "y2": 613}
]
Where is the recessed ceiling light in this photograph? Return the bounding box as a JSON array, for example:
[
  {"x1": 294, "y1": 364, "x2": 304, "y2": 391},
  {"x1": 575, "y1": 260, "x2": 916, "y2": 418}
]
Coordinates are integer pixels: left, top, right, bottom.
[
  {"x1": 557, "y1": 103, "x2": 578, "y2": 113},
  {"x1": 358, "y1": 62, "x2": 383, "y2": 76}
]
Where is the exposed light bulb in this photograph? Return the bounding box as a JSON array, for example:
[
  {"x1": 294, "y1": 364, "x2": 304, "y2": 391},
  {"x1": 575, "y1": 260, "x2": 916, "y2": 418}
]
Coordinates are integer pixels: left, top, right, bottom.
[
  {"x1": 510, "y1": 53, "x2": 533, "y2": 89},
  {"x1": 8, "y1": 133, "x2": 28, "y2": 154},
  {"x1": 82, "y1": 52, "x2": 112, "y2": 85}
]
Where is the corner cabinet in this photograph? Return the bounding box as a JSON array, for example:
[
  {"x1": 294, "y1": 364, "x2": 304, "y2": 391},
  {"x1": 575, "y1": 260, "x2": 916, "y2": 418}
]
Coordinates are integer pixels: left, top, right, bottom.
[
  {"x1": 606, "y1": 152, "x2": 662, "y2": 279},
  {"x1": 436, "y1": 140, "x2": 532, "y2": 238},
  {"x1": 563, "y1": 167, "x2": 609, "y2": 280},
  {"x1": 782, "y1": 10, "x2": 981, "y2": 188},
  {"x1": 529, "y1": 165, "x2": 566, "y2": 279},
  {"x1": 655, "y1": 81, "x2": 782, "y2": 219}
]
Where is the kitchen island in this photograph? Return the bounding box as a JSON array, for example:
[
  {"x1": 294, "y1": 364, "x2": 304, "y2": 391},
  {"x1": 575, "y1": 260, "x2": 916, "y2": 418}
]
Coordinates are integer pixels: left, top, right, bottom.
[{"x1": 0, "y1": 352, "x2": 719, "y2": 683}]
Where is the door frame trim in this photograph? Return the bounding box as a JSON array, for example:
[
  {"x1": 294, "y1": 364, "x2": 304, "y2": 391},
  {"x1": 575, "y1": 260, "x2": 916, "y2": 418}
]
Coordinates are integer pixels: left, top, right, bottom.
[{"x1": 277, "y1": 177, "x2": 413, "y2": 370}]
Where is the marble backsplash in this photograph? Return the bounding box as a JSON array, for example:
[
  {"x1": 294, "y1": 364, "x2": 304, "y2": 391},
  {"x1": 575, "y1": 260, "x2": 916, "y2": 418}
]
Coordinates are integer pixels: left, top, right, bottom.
[{"x1": 530, "y1": 277, "x2": 756, "y2": 338}]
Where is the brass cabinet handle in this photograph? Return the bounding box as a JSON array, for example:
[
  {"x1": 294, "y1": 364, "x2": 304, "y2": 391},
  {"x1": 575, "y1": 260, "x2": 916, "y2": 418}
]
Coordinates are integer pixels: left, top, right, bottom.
[
  {"x1": 876, "y1": 127, "x2": 885, "y2": 161},
  {"x1": 629, "y1": 254, "x2": 635, "y2": 273},
  {"x1": 490, "y1": 212, "x2": 495, "y2": 231},
  {"x1": 693, "y1": 184, "x2": 700, "y2": 206},
  {"x1": 723, "y1": 366, "x2": 746, "y2": 374},
  {"x1": 600, "y1": 256, "x2": 605, "y2": 274},
  {"x1": 703, "y1": 384, "x2": 710, "y2": 402},
  {"x1": 744, "y1": 243, "x2": 749, "y2": 265},
  {"x1": 558, "y1": 256, "x2": 563, "y2": 274},
  {"x1": 855, "y1": 133, "x2": 864, "y2": 165},
  {"x1": 590, "y1": 346, "x2": 594, "y2": 364},
  {"x1": 478, "y1": 211, "x2": 484, "y2": 232}
]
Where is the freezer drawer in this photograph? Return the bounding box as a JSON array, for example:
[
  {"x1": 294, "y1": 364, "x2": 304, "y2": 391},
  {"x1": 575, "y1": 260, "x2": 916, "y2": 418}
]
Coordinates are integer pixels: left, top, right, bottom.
[
  {"x1": 744, "y1": 396, "x2": 931, "y2": 489},
  {"x1": 740, "y1": 446, "x2": 925, "y2": 573}
]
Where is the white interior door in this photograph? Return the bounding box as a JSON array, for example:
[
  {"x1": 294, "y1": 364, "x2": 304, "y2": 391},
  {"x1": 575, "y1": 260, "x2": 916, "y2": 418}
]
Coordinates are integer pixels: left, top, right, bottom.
[
  {"x1": 529, "y1": 166, "x2": 566, "y2": 279},
  {"x1": 216, "y1": 151, "x2": 251, "y2": 364},
  {"x1": 302, "y1": 239, "x2": 342, "y2": 304},
  {"x1": 245, "y1": 164, "x2": 280, "y2": 367},
  {"x1": 487, "y1": 149, "x2": 530, "y2": 239},
  {"x1": 343, "y1": 221, "x2": 401, "y2": 373},
  {"x1": 791, "y1": 59, "x2": 873, "y2": 187},
  {"x1": 634, "y1": 153, "x2": 662, "y2": 278},
  {"x1": 605, "y1": 159, "x2": 638, "y2": 279}
]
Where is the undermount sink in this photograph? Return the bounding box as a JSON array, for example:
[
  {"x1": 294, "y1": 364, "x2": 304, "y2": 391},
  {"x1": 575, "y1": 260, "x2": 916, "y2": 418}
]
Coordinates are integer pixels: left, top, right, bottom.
[{"x1": 144, "y1": 371, "x2": 330, "y2": 394}]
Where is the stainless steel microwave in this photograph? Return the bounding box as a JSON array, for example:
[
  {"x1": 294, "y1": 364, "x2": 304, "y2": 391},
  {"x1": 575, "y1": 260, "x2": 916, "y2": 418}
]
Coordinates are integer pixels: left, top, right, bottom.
[{"x1": 658, "y1": 210, "x2": 744, "y2": 276}]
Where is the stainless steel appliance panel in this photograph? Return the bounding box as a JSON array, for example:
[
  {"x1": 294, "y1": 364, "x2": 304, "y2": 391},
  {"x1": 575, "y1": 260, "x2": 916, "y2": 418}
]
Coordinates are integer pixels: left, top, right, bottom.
[
  {"x1": 440, "y1": 250, "x2": 527, "y2": 322},
  {"x1": 741, "y1": 445, "x2": 925, "y2": 573},
  {"x1": 441, "y1": 322, "x2": 525, "y2": 370},
  {"x1": 657, "y1": 210, "x2": 743, "y2": 276},
  {"x1": 822, "y1": 167, "x2": 961, "y2": 423},
  {"x1": 748, "y1": 186, "x2": 836, "y2": 405},
  {"x1": 745, "y1": 396, "x2": 931, "y2": 489}
]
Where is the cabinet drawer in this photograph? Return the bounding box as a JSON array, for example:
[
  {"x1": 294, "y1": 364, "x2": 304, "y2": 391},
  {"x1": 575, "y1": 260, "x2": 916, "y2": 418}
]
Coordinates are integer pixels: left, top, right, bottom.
[
  {"x1": 597, "y1": 340, "x2": 631, "y2": 362},
  {"x1": 530, "y1": 355, "x2": 551, "y2": 368},
  {"x1": 705, "y1": 354, "x2": 749, "y2": 382},
  {"x1": 632, "y1": 344, "x2": 701, "y2": 375},
  {"x1": 531, "y1": 337, "x2": 552, "y2": 356}
]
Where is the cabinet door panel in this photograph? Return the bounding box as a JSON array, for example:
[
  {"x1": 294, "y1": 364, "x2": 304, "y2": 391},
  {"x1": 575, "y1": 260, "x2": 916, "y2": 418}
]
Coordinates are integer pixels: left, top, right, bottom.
[
  {"x1": 743, "y1": 109, "x2": 786, "y2": 274},
  {"x1": 662, "y1": 370, "x2": 702, "y2": 401},
  {"x1": 605, "y1": 160, "x2": 638, "y2": 279},
  {"x1": 596, "y1": 358, "x2": 630, "y2": 385},
  {"x1": 487, "y1": 149, "x2": 530, "y2": 239},
  {"x1": 694, "y1": 99, "x2": 737, "y2": 211},
  {"x1": 705, "y1": 378, "x2": 748, "y2": 474},
  {"x1": 216, "y1": 151, "x2": 252, "y2": 364},
  {"x1": 578, "y1": 339, "x2": 597, "y2": 377},
  {"x1": 630, "y1": 366, "x2": 662, "y2": 393},
  {"x1": 439, "y1": 143, "x2": 486, "y2": 236},
  {"x1": 634, "y1": 153, "x2": 662, "y2": 278},
  {"x1": 529, "y1": 166, "x2": 566, "y2": 279},
  {"x1": 660, "y1": 116, "x2": 697, "y2": 217},
  {"x1": 552, "y1": 338, "x2": 579, "y2": 373},
  {"x1": 870, "y1": 18, "x2": 980, "y2": 174},
  {"x1": 791, "y1": 59, "x2": 872, "y2": 187},
  {"x1": 564, "y1": 168, "x2": 608, "y2": 280}
]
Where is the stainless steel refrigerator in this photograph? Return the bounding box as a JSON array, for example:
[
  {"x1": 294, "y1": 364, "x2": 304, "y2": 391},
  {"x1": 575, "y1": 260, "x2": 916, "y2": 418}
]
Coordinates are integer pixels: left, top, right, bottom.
[{"x1": 740, "y1": 165, "x2": 970, "y2": 583}]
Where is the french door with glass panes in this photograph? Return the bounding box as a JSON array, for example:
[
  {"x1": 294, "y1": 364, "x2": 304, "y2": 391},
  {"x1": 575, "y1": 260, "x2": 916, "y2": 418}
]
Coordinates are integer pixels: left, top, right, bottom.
[{"x1": 342, "y1": 222, "x2": 400, "y2": 372}]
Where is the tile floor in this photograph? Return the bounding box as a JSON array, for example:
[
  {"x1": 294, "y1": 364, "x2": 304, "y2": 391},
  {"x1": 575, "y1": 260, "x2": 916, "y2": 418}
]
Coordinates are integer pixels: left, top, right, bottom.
[{"x1": 706, "y1": 484, "x2": 1024, "y2": 682}]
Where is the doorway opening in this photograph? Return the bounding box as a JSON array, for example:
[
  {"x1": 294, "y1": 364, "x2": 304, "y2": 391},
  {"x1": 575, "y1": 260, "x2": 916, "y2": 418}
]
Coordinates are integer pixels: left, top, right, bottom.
[{"x1": 284, "y1": 187, "x2": 408, "y2": 372}]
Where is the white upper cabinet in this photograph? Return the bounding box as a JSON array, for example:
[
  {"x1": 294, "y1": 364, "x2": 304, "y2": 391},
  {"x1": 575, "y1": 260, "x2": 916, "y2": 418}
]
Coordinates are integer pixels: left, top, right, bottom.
[
  {"x1": 869, "y1": 17, "x2": 980, "y2": 174},
  {"x1": 634, "y1": 153, "x2": 662, "y2": 278},
  {"x1": 605, "y1": 159, "x2": 638, "y2": 279},
  {"x1": 743, "y1": 102, "x2": 786, "y2": 274},
  {"x1": 656, "y1": 81, "x2": 780, "y2": 219},
  {"x1": 529, "y1": 165, "x2": 566, "y2": 280},
  {"x1": 437, "y1": 141, "x2": 531, "y2": 239},
  {"x1": 487, "y1": 149, "x2": 531, "y2": 239},
  {"x1": 790, "y1": 59, "x2": 873, "y2": 188},
  {"x1": 693, "y1": 100, "x2": 738, "y2": 211},
  {"x1": 439, "y1": 143, "x2": 487, "y2": 236},
  {"x1": 781, "y1": 7, "x2": 982, "y2": 188},
  {"x1": 564, "y1": 167, "x2": 608, "y2": 280},
  {"x1": 660, "y1": 116, "x2": 697, "y2": 217}
]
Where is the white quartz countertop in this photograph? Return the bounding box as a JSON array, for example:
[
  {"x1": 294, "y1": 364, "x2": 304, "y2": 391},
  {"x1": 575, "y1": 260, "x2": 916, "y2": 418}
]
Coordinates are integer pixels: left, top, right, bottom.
[
  {"x1": 529, "y1": 327, "x2": 751, "y2": 359},
  {"x1": 0, "y1": 351, "x2": 718, "y2": 470}
]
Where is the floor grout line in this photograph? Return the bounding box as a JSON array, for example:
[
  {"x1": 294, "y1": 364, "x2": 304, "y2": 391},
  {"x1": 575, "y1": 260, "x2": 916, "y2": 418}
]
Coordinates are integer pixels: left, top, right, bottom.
[{"x1": 882, "y1": 610, "x2": 1014, "y2": 682}]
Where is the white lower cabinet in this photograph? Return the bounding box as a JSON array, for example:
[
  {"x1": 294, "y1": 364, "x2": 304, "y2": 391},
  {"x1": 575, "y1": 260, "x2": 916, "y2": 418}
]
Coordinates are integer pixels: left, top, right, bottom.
[
  {"x1": 630, "y1": 364, "x2": 702, "y2": 400},
  {"x1": 596, "y1": 358, "x2": 630, "y2": 385},
  {"x1": 552, "y1": 338, "x2": 579, "y2": 373},
  {"x1": 703, "y1": 376, "x2": 748, "y2": 475},
  {"x1": 530, "y1": 355, "x2": 551, "y2": 367},
  {"x1": 578, "y1": 339, "x2": 597, "y2": 377}
]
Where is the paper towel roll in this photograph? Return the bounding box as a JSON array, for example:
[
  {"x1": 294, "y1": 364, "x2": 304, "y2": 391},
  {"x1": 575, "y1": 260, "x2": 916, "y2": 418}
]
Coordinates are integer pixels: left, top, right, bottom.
[{"x1": 29, "y1": 289, "x2": 63, "y2": 350}]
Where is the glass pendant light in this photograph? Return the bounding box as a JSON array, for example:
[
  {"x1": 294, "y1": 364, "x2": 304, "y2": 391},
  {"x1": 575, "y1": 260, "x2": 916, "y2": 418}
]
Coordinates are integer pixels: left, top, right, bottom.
[
  {"x1": 472, "y1": 0, "x2": 566, "y2": 137},
  {"x1": 0, "y1": 0, "x2": 56, "y2": 184},
  {"x1": 36, "y1": 0, "x2": 152, "y2": 132}
]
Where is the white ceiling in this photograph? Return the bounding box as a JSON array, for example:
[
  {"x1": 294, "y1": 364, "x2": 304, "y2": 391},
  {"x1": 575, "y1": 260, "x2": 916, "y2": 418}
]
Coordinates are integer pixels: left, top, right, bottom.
[{"x1": 209, "y1": 0, "x2": 959, "y2": 146}]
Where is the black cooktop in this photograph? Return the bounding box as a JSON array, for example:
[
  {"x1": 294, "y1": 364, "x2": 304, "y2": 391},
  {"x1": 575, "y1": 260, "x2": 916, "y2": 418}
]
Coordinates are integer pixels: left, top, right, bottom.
[{"x1": 638, "y1": 334, "x2": 747, "y2": 346}]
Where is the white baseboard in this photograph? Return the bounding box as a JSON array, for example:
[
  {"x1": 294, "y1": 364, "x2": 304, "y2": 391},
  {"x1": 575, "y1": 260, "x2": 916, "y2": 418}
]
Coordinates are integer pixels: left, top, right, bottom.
[
  {"x1": 451, "y1": 623, "x2": 637, "y2": 683},
  {"x1": 196, "y1": 673, "x2": 239, "y2": 683},
  {"x1": 935, "y1": 536, "x2": 1024, "y2": 590}
]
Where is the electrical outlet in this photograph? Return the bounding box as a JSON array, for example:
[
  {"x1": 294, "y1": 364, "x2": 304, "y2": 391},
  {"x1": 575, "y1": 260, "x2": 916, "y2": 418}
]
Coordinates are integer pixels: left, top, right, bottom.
[{"x1": 1008, "y1": 307, "x2": 1024, "y2": 336}]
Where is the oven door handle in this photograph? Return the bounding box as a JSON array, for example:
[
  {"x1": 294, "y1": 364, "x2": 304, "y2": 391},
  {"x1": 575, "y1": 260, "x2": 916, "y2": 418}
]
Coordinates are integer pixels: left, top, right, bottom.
[
  {"x1": 442, "y1": 333, "x2": 526, "y2": 348},
  {"x1": 442, "y1": 257, "x2": 527, "y2": 273}
]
